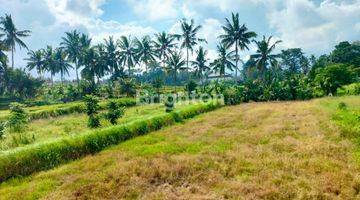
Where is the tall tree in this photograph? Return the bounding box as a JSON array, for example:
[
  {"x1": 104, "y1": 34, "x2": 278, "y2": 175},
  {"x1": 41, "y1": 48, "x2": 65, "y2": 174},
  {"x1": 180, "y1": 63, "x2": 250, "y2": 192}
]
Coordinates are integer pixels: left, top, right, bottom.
[
  {"x1": 0, "y1": 14, "x2": 30, "y2": 68},
  {"x1": 280, "y1": 48, "x2": 307, "y2": 74},
  {"x1": 219, "y1": 13, "x2": 257, "y2": 78},
  {"x1": 95, "y1": 44, "x2": 110, "y2": 82},
  {"x1": 251, "y1": 36, "x2": 282, "y2": 80},
  {"x1": 173, "y1": 19, "x2": 205, "y2": 73},
  {"x1": 53, "y1": 48, "x2": 72, "y2": 83},
  {"x1": 211, "y1": 43, "x2": 236, "y2": 79},
  {"x1": 191, "y1": 46, "x2": 209, "y2": 85},
  {"x1": 25, "y1": 50, "x2": 45, "y2": 77},
  {"x1": 42, "y1": 46, "x2": 56, "y2": 83},
  {"x1": 154, "y1": 32, "x2": 177, "y2": 68},
  {"x1": 135, "y1": 36, "x2": 156, "y2": 74},
  {"x1": 61, "y1": 30, "x2": 82, "y2": 87},
  {"x1": 165, "y1": 51, "x2": 186, "y2": 93},
  {"x1": 104, "y1": 36, "x2": 121, "y2": 79},
  {"x1": 118, "y1": 36, "x2": 137, "y2": 76}
]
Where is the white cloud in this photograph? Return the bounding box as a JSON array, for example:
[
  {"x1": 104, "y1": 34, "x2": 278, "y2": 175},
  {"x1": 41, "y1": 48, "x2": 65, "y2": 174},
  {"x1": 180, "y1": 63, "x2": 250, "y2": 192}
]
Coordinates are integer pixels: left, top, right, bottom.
[
  {"x1": 129, "y1": 0, "x2": 179, "y2": 21},
  {"x1": 267, "y1": 0, "x2": 360, "y2": 54}
]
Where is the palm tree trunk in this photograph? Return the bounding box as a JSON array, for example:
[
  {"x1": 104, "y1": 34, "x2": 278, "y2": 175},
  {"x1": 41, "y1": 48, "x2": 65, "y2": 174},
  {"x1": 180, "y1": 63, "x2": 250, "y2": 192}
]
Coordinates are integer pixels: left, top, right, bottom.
[
  {"x1": 75, "y1": 62, "x2": 80, "y2": 88},
  {"x1": 11, "y1": 46, "x2": 14, "y2": 68},
  {"x1": 174, "y1": 71, "x2": 177, "y2": 94},
  {"x1": 186, "y1": 48, "x2": 189, "y2": 72},
  {"x1": 235, "y1": 41, "x2": 238, "y2": 78}
]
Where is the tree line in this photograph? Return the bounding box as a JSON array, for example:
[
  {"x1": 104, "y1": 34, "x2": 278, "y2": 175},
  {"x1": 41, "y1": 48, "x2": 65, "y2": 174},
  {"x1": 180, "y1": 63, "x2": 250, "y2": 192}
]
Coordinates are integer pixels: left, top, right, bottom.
[{"x1": 0, "y1": 13, "x2": 359, "y2": 101}]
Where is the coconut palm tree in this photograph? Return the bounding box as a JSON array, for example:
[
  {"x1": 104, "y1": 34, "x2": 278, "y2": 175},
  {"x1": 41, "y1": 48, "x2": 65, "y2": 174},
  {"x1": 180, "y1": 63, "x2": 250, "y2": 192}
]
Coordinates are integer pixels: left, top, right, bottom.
[
  {"x1": 42, "y1": 46, "x2": 56, "y2": 83},
  {"x1": 104, "y1": 36, "x2": 121, "y2": 78},
  {"x1": 95, "y1": 44, "x2": 110, "y2": 82},
  {"x1": 211, "y1": 43, "x2": 236, "y2": 79},
  {"x1": 165, "y1": 51, "x2": 186, "y2": 93},
  {"x1": 118, "y1": 36, "x2": 137, "y2": 76},
  {"x1": 53, "y1": 48, "x2": 72, "y2": 83},
  {"x1": 173, "y1": 19, "x2": 205, "y2": 72},
  {"x1": 25, "y1": 49, "x2": 45, "y2": 77},
  {"x1": 135, "y1": 36, "x2": 156, "y2": 74},
  {"x1": 191, "y1": 46, "x2": 209, "y2": 85},
  {"x1": 61, "y1": 30, "x2": 81, "y2": 87},
  {"x1": 81, "y1": 47, "x2": 98, "y2": 85},
  {"x1": 153, "y1": 32, "x2": 177, "y2": 68},
  {"x1": 0, "y1": 14, "x2": 31, "y2": 68},
  {"x1": 219, "y1": 13, "x2": 257, "y2": 78},
  {"x1": 251, "y1": 36, "x2": 282, "y2": 80}
]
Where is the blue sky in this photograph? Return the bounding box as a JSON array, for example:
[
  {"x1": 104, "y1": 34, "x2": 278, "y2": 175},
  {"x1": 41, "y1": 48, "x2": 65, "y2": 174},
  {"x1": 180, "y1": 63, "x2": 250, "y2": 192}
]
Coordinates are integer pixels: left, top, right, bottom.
[{"x1": 0, "y1": 0, "x2": 359, "y2": 79}]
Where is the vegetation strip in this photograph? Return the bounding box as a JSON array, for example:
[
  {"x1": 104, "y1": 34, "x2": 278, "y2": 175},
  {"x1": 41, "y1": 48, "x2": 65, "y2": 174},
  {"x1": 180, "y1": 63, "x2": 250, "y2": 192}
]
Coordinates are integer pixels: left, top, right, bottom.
[
  {"x1": 0, "y1": 101, "x2": 221, "y2": 182},
  {"x1": 0, "y1": 98, "x2": 136, "y2": 123}
]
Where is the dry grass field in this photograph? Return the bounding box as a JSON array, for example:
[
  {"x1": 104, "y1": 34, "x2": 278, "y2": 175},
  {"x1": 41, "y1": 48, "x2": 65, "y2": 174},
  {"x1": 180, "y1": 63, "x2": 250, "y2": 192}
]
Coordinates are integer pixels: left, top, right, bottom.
[{"x1": 0, "y1": 96, "x2": 359, "y2": 199}]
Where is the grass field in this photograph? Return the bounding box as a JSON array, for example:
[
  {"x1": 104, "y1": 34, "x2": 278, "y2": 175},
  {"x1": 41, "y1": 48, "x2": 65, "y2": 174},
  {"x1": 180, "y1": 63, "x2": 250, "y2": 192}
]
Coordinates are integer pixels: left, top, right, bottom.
[
  {"x1": 0, "y1": 96, "x2": 359, "y2": 199},
  {"x1": 0, "y1": 101, "x2": 200, "y2": 151}
]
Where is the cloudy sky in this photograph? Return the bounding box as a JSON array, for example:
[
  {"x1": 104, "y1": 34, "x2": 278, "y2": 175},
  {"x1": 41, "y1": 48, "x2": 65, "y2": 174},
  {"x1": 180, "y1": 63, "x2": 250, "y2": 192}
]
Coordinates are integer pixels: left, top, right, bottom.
[{"x1": 1, "y1": 0, "x2": 359, "y2": 79}]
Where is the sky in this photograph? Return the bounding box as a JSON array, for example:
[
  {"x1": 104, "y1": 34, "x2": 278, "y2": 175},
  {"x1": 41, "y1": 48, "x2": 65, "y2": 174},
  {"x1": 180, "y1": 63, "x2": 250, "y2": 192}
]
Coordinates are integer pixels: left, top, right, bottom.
[{"x1": 0, "y1": 0, "x2": 360, "y2": 79}]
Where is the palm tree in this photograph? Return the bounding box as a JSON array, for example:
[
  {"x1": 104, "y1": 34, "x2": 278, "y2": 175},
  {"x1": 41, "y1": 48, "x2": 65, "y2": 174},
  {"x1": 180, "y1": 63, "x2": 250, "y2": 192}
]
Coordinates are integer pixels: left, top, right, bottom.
[
  {"x1": 42, "y1": 46, "x2": 55, "y2": 83},
  {"x1": 0, "y1": 14, "x2": 31, "y2": 68},
  {"x1": 173, "y1": 19, "x2": 205, "y2": 73},
  {"x1": 25, "y1": 49, "x2": 45, "y2": 77},
  {"x1": 0, "y1": 41, "x2": 8, "y2": 67},
  {"x1": 251, "y1": 36, "x2": 282, "y2": 79},
  {"x1": 81, "y1": 47, "x2": 98, "y2": 85},
  {"x1": 153, "y1": 32, "x2": 177, "y2": 68},
  {"x1": 53, "y1": 48, "x2": 72, "y2": 83},
  {"x1": 191, "y1": 46, "x2": 209, "y2": 85},
  {"x1": 165, "y1": 51, "x2": 186, "y2": 93},
  {"x1": 211, "y1": 43, "x2": 236, "y2": 79},
  {"x1": 118, "y1": 36, "x2": 137, "y2": 76},
  {"x1": 61, "y1": 30, "x2": 81, "y2": 87},
  {"x1": 219, "y1": 13, "x2": 257, "y2": 78},
  {"x1": 135, "y1": 36, "x2": 156, "y2": 74},
  {"x1": 95, "y1": 44, "x2": 110, "y2": 82},
  {"x1": 104, "y1": 36, "x2": 121, "y2": 79}
]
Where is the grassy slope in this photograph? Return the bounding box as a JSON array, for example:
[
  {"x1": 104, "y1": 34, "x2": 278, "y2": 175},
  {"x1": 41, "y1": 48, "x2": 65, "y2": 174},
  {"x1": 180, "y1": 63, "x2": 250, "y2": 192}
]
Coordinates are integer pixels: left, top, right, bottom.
[
  {"x1": 0, "y1": 104, "x2": 163, "y2": 151},
  {"x1": 0, "y1": 96, "x2": 360, "y2": 199}
]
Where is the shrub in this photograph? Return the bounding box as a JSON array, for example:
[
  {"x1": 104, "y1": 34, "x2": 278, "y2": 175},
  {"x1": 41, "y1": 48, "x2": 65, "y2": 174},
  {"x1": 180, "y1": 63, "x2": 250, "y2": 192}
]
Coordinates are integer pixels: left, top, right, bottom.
[
  {"x1": 105, "y1": 100, "x2": 125, "y2": 125},
  {"x1": 338, "y1": 102, "x2": 347, "y2": 110},
  {"x1": 0, "y1": 101, "x2": 222, "y2": 182},
  {"x1": 8, "y1": 103, "x2": 28, "y2": 133},
  {"x1": 83, "y1": 95, "x2": 101, "y2": 128},
  {"x1": 223, "y1": 86, "x2": 242, "y2": 105},
  {"x1": 185, "y1": 80, "x2": 198, "y2": 95},
  {"x1": 164, "y1": 95, "x2": 175, "y2": 113},
  {"x1": 0, "y1": 122, "x2": 6, "y2": 139}
]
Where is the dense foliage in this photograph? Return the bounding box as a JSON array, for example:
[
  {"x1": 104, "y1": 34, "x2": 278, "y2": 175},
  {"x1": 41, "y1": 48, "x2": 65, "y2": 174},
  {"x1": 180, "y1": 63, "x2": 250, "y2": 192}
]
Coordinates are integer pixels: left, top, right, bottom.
[{"x1": 0, "y1": 13, "x2": 358, "y2": 107}]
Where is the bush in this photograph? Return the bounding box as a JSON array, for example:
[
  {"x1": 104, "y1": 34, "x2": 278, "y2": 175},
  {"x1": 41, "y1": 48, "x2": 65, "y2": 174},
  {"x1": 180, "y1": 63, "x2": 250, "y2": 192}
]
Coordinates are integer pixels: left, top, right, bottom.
[
  {"x1": 105, "y1": 100, "x2": 125, "y2": 125},
  {"x1": 164, "y1": 95, "x2": 175, "y2": 113},
  {"x1": 185, "y1": 80, "x2": 198, "y2": 95},
  {"x1": 83, "y1": 95, "x2": 101, "y2": 128},
  {"x1": 223, "y1": 86, "x2": 242, "y2": 105},
  {"x1": 0, "y1": 101, "x2": 222, "y2": 182},
  {"x1": 0, "y1": 122, "x2": 6, "y2": 139},
  {"x1": 338, "y1": 102, "x2": 347, "y2": 110},
  {"x1": 8, "y1": 103, "x2": 28, "y2": 133}
]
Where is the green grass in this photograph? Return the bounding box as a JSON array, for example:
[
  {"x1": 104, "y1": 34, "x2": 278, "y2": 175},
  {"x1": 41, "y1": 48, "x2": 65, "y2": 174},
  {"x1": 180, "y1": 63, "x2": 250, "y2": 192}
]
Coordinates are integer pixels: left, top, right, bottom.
[
  {"x1": 0, "y1": 98, "x2": 136, "y2": 122},
  {"x1": 0, "y1": 101, "x2": 222, "y2": 182},
  {"x1": 0, "y1": 101, "x2": 200, "y2": 151},
  {"x1": 0, "y1": 96, "x2": 359, "y2": 199}
]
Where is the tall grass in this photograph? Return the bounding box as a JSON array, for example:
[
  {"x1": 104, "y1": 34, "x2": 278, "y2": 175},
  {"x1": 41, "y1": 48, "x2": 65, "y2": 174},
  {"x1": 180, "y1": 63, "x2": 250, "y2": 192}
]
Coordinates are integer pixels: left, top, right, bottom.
[
  {"x1": 0, "y1": 101, "x2": 222, "y2": 182},
  {"x1": 0, "y1": 98, "x2": 136, "y2": 123}
]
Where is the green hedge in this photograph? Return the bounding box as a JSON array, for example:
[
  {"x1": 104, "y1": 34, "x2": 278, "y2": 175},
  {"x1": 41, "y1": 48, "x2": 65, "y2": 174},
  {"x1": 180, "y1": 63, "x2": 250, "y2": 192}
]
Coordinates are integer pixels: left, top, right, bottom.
[
  {"x1": 0, "y1": 98, "x2": 136, "y2": 122},
  {"x1": 0, "y1": 101, "x2": 222, "y2": 182}
]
